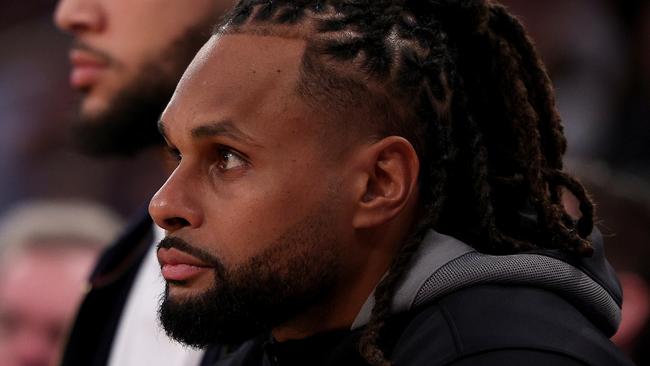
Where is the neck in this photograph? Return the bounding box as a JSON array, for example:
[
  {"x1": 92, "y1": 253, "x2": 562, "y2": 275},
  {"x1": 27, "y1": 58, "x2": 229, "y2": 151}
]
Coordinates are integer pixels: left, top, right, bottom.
[{"x1": 271, "y1": 227, "x2": 407, "y2": 342}]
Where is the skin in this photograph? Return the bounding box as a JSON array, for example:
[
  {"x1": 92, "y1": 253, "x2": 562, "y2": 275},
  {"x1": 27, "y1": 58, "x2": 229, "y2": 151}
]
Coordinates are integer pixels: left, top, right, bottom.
[
  {"x1": 54, "y1": 0, "x2": 234, "y2": 119},
  {"x1": 149, "y1": 33, "x2": 421, "y2": 341},
  {"x1": 0, "y1": 247, "x2": 97, "y2": 366}
]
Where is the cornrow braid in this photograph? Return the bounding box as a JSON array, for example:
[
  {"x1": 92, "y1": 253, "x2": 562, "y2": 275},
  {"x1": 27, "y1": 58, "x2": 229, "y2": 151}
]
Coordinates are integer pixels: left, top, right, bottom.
[{"x1": 217, "y1": 1, "x2": 597, "y2": 364}]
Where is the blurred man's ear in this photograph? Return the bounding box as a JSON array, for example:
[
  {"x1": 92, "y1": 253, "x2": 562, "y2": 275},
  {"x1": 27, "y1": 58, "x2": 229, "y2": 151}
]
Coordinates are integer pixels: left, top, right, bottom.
[{"x1": 351, "y1": 136, "x2": 419, "y2": 229}]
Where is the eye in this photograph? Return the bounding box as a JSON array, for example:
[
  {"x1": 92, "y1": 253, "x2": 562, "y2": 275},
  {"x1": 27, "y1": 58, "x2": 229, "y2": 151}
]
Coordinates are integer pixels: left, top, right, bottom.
[{"x1": 216, "y1": 148, "x2": 247, "y2": 171}]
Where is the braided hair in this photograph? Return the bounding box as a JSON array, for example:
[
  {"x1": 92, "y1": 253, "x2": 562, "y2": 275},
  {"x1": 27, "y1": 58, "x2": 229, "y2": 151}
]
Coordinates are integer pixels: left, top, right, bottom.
[{"x1": 217, "y1": 1, "x2": 595, "y2": 365}]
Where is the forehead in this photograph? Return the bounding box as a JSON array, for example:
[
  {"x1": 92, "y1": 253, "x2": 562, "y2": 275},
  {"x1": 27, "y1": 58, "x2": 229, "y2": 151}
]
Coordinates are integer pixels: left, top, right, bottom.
[{"x1": 162, "y1": 34, "x2": 308, "y2": 132}]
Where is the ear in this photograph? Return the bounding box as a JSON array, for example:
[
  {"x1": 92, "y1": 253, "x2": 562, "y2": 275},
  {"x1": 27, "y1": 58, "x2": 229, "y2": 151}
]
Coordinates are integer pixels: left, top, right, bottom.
[{"x1": 352, "y1": 136, "x2": 420, "y2": 229}]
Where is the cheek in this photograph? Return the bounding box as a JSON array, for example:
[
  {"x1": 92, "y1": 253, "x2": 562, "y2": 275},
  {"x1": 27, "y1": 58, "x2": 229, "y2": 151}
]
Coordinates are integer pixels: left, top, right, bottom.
[
  {"x1": 204, "y1": 189, "x2": 312, "y2": 264},
  {"x1": 103, "y1": 25, "x2": 175, "y2": 74},
  {"x1": 106, "y1": 1, "x2": 210, "y2": 62},
  {"x1": 201, "y1": 165, "x2": 339, "y2": 265}
]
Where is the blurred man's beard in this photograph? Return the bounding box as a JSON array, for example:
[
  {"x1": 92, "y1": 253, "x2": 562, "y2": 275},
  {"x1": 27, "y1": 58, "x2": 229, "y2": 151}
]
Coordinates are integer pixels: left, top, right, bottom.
[
  {"x1": 70, "y1": 24, "x2": 212, "y2": 157},
  {"x1": 71, "y1": 72, "x2": 170, "y2": 156},
  {"x1": 158, "y1": 210, "x2": 341, "y2": 346}
]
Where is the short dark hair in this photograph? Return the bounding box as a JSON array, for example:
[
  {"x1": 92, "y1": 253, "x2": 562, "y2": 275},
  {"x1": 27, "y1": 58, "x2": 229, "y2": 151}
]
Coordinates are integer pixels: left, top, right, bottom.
[{"x1": 217, "y1": 1, "x2": 595, "y2": 364}]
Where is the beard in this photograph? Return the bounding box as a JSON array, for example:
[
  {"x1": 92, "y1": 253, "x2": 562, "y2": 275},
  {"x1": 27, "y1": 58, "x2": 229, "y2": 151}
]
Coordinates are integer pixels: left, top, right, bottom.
[
  {"x1": 70, "y1": 23, "x2": 213, "y2": 157},
  {"x1": 157, "y1": 209, "x2": 342, "y2": 347}
]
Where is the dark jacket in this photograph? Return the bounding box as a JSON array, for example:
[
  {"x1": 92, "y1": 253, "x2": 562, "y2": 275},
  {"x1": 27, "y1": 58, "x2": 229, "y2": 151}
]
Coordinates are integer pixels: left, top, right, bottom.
[
  {"x1": 205, "y1": 230, "x2": 634, "y2": 366},
  {"x1": 59, "y1": 210, "x2": 153, "y2": 366}
]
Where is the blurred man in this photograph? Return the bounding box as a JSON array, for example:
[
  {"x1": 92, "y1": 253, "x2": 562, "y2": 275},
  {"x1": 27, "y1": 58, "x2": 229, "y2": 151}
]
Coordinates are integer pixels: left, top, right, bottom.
[
  {"x1": 0, "y1": 201, "x2": 120, "y2": 366},
  {"x1": 149, "y1": 1, "x2": 632, "y2": 365},
  {"x1": 54, "y1": 0, "x2": 235, "y2": 365}
]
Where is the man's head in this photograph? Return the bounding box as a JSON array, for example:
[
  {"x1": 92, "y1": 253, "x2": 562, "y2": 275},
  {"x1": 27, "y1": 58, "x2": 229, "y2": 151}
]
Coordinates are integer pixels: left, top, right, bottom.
[
  {"x1": 54, "y1": 0, "x2": 235, "y2": 156},
  {"x1": 151, "y1": 33, "x2": 418, "y2": 345},
  {"x1": 0, "y1": 201, "x2": 121, "y2": 366},
  {"x1": 149, "y1": 1, "x2": 595, "y2": 364}
]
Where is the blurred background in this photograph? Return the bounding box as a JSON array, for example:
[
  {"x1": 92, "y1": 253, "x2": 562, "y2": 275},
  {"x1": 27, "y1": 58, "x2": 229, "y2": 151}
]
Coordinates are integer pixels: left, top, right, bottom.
[{"x1": 0, "y1": 0, "x2": 648, "y2": 364}]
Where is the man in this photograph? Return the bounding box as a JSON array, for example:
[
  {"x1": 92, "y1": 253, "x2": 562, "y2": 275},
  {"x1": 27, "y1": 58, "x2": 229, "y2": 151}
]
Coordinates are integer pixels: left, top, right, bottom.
[
  {"x1": 0, "y1": 201, "x2": 120, "y2": 366},
  {"x1": 54, "y1": 0, "x2": 234, "y2": 365},
  {"x1": 149, "y1": 1, "x2": 633, "y2": 365}
]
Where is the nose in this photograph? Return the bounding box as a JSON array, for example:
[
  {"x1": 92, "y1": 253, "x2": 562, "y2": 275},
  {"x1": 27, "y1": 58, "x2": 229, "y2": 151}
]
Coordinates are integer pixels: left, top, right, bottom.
[
  {"x1": 54, "y1": 0, "x2": 105, "y2": 34},
  {"x1": 149, "y1": 169, "x2": 203, "y2": 233}
]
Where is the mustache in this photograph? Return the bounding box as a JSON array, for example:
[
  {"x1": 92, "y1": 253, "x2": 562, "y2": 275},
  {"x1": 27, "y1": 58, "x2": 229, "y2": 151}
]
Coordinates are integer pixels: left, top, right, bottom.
[
  {"x1": 71, "y1": 40, "x2": 116, "y2": 66},
  {"x1": 157, "y1": 236, "x2": 221, "y2": 268}
]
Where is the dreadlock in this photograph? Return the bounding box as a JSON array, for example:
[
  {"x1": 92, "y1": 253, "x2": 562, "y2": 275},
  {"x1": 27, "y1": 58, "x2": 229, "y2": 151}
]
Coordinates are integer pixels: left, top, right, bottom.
[{"x1": 217, "y1": 1, "x2": 596, "y2": 365}]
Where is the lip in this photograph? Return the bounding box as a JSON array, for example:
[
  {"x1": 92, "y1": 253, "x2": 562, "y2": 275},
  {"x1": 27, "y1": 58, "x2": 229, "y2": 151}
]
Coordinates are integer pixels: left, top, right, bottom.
[
  {"x1": 68, "y1": 49, "x2": 108, "y2": 89},
  {"x1": 157, "y1": 247, "x2": 212, "y2": 282}
]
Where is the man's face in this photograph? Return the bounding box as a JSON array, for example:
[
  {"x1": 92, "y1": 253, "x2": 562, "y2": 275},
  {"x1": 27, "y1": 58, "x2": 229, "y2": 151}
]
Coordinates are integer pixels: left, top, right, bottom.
[
  {"x1": 54, "y1": 0, "x2": 234, "y2": 155},
  {"x1": 0, "y1": 247, "x2": 96, "y2": 366},
  {"x1": 149, "y1": 34, "x2": 361, "y2": 345}
]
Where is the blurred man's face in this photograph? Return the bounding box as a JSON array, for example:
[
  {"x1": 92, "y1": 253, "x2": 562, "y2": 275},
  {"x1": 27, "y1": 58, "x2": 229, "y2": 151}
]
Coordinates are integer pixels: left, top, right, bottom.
[
  {"x1": 0, "y1": 247, "x2": 96, "y2": 366},
  {"x1": 54, "y1": 0, "x2": 234, "y2": 155},
  {"x1": 149, "y1": 34, "x2": 362, "y2": 345}
]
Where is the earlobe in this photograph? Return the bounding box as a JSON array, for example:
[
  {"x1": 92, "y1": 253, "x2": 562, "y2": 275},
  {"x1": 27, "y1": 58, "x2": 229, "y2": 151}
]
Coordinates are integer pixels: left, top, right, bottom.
[{"x1": 352, "y1": 136, "x2": 419, "y2": 229}]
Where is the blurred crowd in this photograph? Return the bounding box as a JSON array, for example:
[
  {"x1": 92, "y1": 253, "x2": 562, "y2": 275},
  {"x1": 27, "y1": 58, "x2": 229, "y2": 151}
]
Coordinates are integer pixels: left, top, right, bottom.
[{"x1": 0, "y1": 0, "x2": 647, "y2": 365}]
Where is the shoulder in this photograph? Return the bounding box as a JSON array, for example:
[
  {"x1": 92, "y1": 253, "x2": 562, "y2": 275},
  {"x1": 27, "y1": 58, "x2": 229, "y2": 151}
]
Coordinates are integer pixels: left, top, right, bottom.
[{"x1": 389, "y1": 284, "x2": 633, "y2": 366}]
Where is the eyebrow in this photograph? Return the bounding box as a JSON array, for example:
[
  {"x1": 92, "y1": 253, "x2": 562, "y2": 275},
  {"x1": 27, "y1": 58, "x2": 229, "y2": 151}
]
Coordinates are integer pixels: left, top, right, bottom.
[{"x1": 157, "y1": 119, "x2": 258, "y2": 145}]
